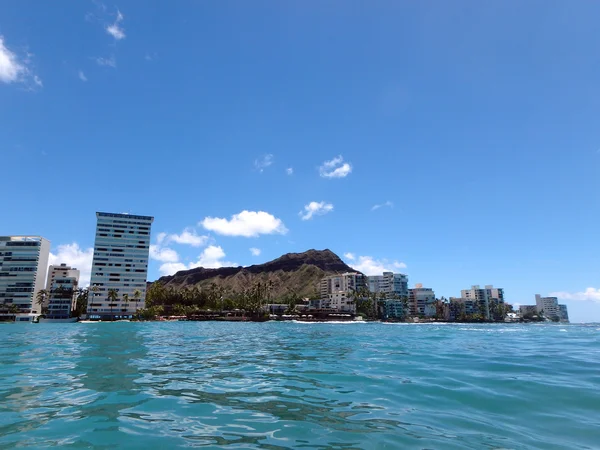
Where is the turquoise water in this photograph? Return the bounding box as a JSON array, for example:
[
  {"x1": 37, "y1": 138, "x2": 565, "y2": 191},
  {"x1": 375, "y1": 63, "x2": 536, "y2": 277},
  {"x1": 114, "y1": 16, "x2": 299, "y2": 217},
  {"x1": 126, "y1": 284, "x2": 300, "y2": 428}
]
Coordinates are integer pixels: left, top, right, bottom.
[{"x1": 0, "y1": 322, "x2": 599, "y2": 449}]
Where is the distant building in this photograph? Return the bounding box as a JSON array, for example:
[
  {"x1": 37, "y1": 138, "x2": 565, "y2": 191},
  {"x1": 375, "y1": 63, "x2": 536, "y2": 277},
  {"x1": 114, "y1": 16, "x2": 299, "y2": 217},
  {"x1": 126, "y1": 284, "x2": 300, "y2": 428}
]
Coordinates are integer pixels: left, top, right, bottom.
[
  {"x1": 519, "y1": 305, "x2": 538, "y2": 317},
  {"x1": 535, "y1": 294, "x2": 560, "y2": 319},
  {"x1": 460, "y1": 285, "x2": 505, "y2": 320},
  {"x1": 380, "y1": 299, "x2": 405, "y2": 320},
  {"x1": 46, "y1": 264, "x2": 80, "y2": 320},
  {"x1": 367, "y1": 272, "x2": 408, "y2": 298},
  {"x1": 559, "y1": 304, "x2": 569, "y2": 323},
  {"x1": 320, "y1": 272, "x2": 366, "y2": 297},
  {"x1": 448, "y1": 297, "x2": 479, "y2": 321},
  {"x1": 409, "y1": 284, "x2": 436, "y2": 317},
  {"x1": 0, "y1": 236, "x2": 50, "y2": 322},
  {"x1": 314, "y1": 273, "x2": 363, "y2": 314},
  {"x1": 309, "y1": 291, "x2": 355, "y2": 314},
  {"x1": 87, "y1": 212, "x2": 153, "y2": 320}
]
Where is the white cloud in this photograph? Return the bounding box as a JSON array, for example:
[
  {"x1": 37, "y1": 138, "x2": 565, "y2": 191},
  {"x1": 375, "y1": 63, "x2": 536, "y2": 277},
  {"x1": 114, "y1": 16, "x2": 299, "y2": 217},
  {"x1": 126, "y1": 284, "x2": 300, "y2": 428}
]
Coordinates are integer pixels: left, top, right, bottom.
[
  {"x1": 95, "y1": 55, "x2": 116, "y2": 67},
  {"x1": 0, "y1": 36, "x2": 40, "y2": 87},
  {"x1": 255, "y1": 154, "x2": 274, "y2": 172},
  {"x1": 159, "y1": 245, "x2": 238, "y2": 276},
  {"x1": 319, "y1": 155, "x2": 352, "y2": 178},
  {"x1": 201, "y1": 211, "x2": 288, "y2": 237},
  {"x1": 549, "y1": 288, "x2": 600, "y2": 304},
  {"x1": 349, "y1": 255, "x2": 407, "y2": 276},
  {"x1": 300, "y1": 201, "x2": 334, "y2": 221},
  {"x1": 158, "y1": 262, "x2": 188, "y2": 276},
  {"x1": 189, "y1": 245, "x2": 237, "y2": 269},
  {"x1": 344, "y1": 252, "x2": 355, "y2": 260},
  {"x1": 106, "y1": 10, "x2": 126, "y2": 40},
  {"x1": 149, "y1": 245, "x2": 180, "y2": 263},
  {"x1": 372, "y1": 201, "x2": 393, "y2": 211},
  {"x1": 78, "y1": 70, "x2": 87, "y2": 82},
  {"x1": 156, "y1": 232, "x2": 167, "y2": 245},
  {"x1": 48, "y1": 243, "x2": 94, "y2": 287},
  {"x1": 286, "y1": 167, "x2": 293, "y2": 175},
  {"x1": 250, "y1": 247, "x2": 261, "y2": 256},
  {"x1": 167, "y1": 228, "x2": 209, "y2": 247}
]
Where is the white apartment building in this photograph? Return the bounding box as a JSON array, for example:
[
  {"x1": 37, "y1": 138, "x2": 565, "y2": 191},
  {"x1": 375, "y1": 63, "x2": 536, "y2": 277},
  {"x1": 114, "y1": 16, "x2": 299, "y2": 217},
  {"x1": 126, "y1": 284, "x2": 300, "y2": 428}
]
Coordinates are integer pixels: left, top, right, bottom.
[
  {"x1": 460, "y1": 285, "x2": 505, "y2": 320},
  {"x1": 46, "y1": 264, "x2": 80, "y2": 320},
  {"x1": 367, "y1": 272, "x2": 409, "y2": 298},
  {"x1": 320, "y1": 272, "x2": 366, "y2": 297},
  {"x1": 535, "y1": 294, "x2": 560, "y2": 319},
  {"x1": 309, "y1": 292, "x2": 356, "y2": 314},
  {"x1": 87, "y1": 212, "x2": 153, "y2": 320},
  {"x1": 0, "y1": 236, "x2": 50, "y2": 322},
  {"x1": 409, "y1": 284, "x2": 436, "y2": 317}
]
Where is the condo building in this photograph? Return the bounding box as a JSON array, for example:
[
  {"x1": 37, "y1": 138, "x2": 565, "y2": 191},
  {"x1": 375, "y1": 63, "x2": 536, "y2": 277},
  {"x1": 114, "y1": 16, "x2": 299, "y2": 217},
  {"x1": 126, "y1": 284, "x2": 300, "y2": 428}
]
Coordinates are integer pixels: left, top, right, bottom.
[
  {"x1": 409, "y1": 284, "x2": 436, "y2": 317},
  {"x1": 0, "y1": 236, "x2": 50, "y2": 321},
  {"x1": 319, "y1": 272, "x2": 366, "y2": 297},
  {"x1": 367, "y1": 272, "x2": 409, "y2": 298},
  {"x1": 535, "y1": 294, "x2": 560, "y2": 318},
  {"x1": 87, "y1": 212, "x2": 153, "y2": 320},
  {"x1": 45, "y1": 264, "x2": 80, "y2": 320},
  {"x1": 459, "y1": 285, "x2": 505, "y2": 320}
]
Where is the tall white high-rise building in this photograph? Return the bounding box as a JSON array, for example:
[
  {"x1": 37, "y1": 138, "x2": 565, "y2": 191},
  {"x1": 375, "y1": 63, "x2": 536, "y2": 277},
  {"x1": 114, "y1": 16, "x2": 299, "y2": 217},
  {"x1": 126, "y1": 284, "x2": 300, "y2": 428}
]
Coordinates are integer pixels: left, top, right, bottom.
[
  {"x1": 87, "y1": 212, "x2": 153, "y2": 320},
  {"x1": 46, "y1": 264, "x2": 80, "y2": 320},
  {"x1": 0, "y1": 236, "x2": 50, "y2": 322}
]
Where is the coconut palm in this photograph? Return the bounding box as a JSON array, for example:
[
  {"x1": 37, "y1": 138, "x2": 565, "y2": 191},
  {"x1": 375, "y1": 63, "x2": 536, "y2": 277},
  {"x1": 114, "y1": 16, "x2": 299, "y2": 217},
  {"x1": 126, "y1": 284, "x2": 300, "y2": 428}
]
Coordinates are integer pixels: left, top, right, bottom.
[
  {"x1": 122, "y1": 293, "x2": 129, "y2": 316},
  {"x1": 36, "y1": 289, "x2": 48, "y2": 313},
  {"x1": 132, "y1": 289, "x2": 142, "y2": 316},
  {"x1": 74, "y1": 288, "x2": 88, "y2": 317},
  {"x1": 107, "y1": 289, "x2": 119, "y2": 320}
]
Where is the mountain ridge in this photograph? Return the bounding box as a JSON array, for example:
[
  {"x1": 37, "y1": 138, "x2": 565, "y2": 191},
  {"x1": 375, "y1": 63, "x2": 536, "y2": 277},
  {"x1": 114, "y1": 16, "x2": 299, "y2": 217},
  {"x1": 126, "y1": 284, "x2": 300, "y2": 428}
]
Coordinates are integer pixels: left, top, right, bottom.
[{"x1": 153, "y1": 249, "x2": 358, "y2": 298}]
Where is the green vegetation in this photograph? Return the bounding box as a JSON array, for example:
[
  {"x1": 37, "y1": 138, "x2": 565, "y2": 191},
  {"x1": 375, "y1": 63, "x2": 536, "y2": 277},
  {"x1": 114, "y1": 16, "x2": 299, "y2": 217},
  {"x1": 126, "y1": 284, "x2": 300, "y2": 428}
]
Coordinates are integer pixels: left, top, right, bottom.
[{"x1": 136, "y1": 280, "x2": 279, "y2": 320}]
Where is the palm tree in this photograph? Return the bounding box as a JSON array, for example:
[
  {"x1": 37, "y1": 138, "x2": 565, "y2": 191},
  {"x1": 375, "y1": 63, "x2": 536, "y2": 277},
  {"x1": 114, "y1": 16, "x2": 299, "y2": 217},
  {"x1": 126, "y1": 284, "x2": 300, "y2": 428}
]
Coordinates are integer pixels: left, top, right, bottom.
[
  {"x1": 122, "y1": 293, "x2": 129, "y2": 317},
  {"x1": 107, "y1": 289, "x2": 119, "y2": 321},
  {"x1": 36, "y1": 289, "x2": 48, "y2": 314},
  {"x1": 133, "y1": 289, "x2": 142, "y2": 317},
  {"x1": 74, "y1": 288, "x2": 88, "y2": 318}
]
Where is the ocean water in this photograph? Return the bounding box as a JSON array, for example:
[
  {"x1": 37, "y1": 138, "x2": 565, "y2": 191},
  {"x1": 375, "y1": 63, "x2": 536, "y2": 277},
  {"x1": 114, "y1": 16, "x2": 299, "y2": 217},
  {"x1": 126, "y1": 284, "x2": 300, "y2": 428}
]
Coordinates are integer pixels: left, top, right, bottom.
[{"x1": 0, "y1": 322, "x2": 599, "y2": 449}]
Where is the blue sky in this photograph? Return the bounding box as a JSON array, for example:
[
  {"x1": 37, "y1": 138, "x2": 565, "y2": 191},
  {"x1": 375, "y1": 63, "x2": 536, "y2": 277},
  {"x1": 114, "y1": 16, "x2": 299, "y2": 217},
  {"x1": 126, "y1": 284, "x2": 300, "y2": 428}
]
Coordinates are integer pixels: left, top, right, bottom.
[{"x1": 2, "y1": 1, "x2": 600, "y2": 322}]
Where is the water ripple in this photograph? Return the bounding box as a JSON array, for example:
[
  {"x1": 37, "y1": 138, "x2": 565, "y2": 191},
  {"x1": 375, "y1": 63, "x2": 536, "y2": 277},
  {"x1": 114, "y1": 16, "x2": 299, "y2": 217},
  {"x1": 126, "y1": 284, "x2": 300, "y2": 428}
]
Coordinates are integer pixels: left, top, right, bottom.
[{"x1": 0, "y1": 322, "x2": 599, "y2": 449}]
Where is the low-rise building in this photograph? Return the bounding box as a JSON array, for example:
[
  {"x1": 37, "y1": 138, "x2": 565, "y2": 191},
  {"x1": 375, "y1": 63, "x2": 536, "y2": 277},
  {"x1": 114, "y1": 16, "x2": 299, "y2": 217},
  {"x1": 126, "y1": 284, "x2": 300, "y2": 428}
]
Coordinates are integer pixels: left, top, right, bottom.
[{"x1": 519, "y1": 305, "x2": 537, "y2": 317}]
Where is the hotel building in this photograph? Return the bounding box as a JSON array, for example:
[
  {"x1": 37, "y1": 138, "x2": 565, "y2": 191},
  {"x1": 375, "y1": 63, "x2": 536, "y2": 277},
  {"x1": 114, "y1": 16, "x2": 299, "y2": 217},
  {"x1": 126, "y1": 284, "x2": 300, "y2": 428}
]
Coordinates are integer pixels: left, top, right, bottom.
[
  {"x1": 87, "y1": 212, "x2": 153, "y2": 320},
  {"x1": 0, "y1": 236, "x2": 50, "y2": 321}
]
